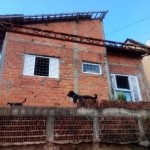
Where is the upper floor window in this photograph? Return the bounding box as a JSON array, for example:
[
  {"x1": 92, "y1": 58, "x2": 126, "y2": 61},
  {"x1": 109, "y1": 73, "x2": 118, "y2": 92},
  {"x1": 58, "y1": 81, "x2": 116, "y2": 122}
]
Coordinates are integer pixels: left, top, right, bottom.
[
  {"x1": 23, "y1": 54, "x2": 59, "y2": 78},
  {"x1": 111, "y1": 74, "x2": 142, "y2": 102},
  {"x1": 82, "y1": 62, "x2": 101, "y2": 75}
]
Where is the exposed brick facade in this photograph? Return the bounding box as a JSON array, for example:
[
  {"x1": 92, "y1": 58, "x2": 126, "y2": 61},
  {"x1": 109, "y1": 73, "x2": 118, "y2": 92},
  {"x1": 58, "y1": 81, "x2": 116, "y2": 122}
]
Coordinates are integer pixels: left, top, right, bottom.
[
  {"x1": 108, "y1": 50, "x2": 149, "y2": 101},
  {"x1": 0, "y1": 19, "x2": 149, "y2": 107},
  {"x1": 0, "y1": 20, "x2": 109, "y2": 107}
]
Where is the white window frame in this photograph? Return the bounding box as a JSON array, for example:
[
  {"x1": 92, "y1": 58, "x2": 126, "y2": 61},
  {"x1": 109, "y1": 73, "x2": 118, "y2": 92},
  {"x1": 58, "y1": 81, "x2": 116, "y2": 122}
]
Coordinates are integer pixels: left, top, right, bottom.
[
  {"x1": 82, "y1": 62, "x2": 101, "y2": 75},
  {"x1": 110, "y1": 74, "x2": 142, "y2": 102},
  {"x1": 23, "y1": 54, "x2": 59, "y2": 78}
]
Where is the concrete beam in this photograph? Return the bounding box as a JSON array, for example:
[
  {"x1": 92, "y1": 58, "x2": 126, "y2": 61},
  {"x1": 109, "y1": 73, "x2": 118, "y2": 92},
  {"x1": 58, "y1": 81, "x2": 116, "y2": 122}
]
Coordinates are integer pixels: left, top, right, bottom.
[{"x1": 1, "y1": 107, "x2": 150, "y2": 119}]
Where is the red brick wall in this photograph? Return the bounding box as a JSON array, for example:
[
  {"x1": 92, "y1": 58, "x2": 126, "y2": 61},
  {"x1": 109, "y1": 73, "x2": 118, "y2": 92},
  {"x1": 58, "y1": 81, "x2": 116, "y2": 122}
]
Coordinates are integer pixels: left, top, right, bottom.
[
  {"x1": 108, "y1": 50, "x2": 148, "y2": 100},
  {"x1": 0, "y1": 20, "x2": 109, "y2": 107}
]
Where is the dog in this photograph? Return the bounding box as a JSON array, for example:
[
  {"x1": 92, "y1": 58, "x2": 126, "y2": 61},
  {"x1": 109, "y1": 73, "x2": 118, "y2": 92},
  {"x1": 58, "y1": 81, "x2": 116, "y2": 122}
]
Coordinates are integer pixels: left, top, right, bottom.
[
  {"x1": 7, "y1": 98, "x2": 26, "y2": 106},
  {"x1": 67, "y1": 91, "x2": 97, "y2": 105}
]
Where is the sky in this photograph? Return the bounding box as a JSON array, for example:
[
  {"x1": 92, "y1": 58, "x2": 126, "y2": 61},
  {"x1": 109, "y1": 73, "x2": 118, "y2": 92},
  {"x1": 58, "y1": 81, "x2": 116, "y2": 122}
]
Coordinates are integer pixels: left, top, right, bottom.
[{"x1": 0, "y1": 0, "x2": 150, "y2": 44}]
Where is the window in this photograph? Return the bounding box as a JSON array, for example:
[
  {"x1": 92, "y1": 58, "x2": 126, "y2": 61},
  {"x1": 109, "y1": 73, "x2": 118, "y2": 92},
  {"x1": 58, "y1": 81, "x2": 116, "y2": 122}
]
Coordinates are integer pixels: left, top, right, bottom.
[
  {"x1": 82, "y1": 62, "x2": 101, "y2": 74},
  {"x1": 23, "y1": 54, "x2": 59, "y2": 78},
  {"x1": 116, "y1": 75, "x2": 130, "y2": 89},
  {"x1": 111, "y1": 74, "x2": 142, "y2": 102}
]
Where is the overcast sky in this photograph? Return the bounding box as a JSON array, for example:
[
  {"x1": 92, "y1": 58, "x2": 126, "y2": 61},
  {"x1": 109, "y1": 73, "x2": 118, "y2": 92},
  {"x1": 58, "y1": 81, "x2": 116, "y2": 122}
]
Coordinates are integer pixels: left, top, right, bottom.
[{"x1": 0, "y1": 0, "x2": 150, "y2": 43}]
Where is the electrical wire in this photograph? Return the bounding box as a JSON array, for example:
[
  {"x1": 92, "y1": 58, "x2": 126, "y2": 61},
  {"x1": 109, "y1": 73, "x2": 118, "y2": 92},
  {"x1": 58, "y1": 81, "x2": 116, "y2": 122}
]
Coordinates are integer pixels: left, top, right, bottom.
[{"x1": 105, "y1": 16, "x2": 150, "y2": 36}]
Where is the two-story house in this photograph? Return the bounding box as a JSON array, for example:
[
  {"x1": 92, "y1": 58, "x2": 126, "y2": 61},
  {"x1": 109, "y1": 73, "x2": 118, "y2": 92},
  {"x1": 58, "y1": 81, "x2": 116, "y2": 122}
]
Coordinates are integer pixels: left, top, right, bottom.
[{"x1": 0, "y1": 11, "x2": 149, "y2": 107}]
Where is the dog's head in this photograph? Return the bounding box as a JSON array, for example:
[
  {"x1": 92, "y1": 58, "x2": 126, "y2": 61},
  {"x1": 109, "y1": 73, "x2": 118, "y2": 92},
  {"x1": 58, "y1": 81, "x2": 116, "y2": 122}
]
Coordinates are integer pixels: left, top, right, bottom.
[{"x1": 67, "y1": 91, "x2": 75, "y2": 97}]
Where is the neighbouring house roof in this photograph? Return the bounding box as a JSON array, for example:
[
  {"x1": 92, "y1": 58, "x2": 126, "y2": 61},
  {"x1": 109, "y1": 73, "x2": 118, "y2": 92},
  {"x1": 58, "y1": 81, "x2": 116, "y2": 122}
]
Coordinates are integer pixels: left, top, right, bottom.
[
  {"x1": 124, "y1": 38, "x2": 146, "y2": 46},
  {"x1": 0, "y1": 11, "x2": 108, "y2": 25},
  {"x1": 119, "y1": 38, "x2": 150, "y2": 55},
  {"x1": 106, "y1": 38, "x2": 150, "y2": 56}
]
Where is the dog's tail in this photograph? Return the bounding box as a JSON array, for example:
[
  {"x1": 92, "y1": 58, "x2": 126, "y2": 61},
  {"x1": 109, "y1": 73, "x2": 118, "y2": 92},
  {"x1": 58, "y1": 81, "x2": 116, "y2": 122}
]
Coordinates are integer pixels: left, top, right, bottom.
[
  {"x1": 94, "y1": 94, "x2": 97, "y2": 99},
  {"x1": 22, "y1": 98, "x2": 26, "y2": 104}
]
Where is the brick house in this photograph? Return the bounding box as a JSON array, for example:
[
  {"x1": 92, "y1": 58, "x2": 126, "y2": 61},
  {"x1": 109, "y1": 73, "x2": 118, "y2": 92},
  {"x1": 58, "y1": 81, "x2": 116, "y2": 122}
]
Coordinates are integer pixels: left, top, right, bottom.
[
  {"x1": 0, "y1": 11, "x2": 149, "y2": 107},
  {"x1": 124, "y1": 38, "x2": 150, "y2": 99}
]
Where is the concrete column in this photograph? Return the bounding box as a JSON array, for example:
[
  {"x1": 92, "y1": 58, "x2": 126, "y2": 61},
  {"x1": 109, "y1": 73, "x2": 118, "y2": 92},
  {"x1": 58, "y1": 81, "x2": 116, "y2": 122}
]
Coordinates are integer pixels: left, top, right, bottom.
[
  {"x1": 46, "y1": 116, "x2": 54, "y2": 142},
  {"x1": 138, "y1": 118, "x2": 146, "y2": 141},
  {"x1": 100, "y1": 21, "x2": 112, "y2": 94},
  {"x1": 138, "y1": 118, "x2": 150, "y2": 146},
  {"x1": 93, "y1": 117, "x2": 100, "y2": 142},
  {"x1": 73, "y1": 22, "x2": 79, "y2": 93}
]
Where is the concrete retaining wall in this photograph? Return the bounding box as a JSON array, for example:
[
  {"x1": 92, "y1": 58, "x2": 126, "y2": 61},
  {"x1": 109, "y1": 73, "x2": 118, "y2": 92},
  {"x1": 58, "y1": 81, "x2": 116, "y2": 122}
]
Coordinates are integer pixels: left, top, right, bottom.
[{"x1": 0, "y1": 106, "x2": 150, "y2": 147}]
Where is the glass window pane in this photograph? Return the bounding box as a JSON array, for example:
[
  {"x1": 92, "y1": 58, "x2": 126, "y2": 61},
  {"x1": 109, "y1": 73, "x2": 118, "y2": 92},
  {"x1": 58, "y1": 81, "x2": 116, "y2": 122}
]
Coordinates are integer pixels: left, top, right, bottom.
[{"x1": 83, "y1": 62, "x2": 100, "y2": 74}]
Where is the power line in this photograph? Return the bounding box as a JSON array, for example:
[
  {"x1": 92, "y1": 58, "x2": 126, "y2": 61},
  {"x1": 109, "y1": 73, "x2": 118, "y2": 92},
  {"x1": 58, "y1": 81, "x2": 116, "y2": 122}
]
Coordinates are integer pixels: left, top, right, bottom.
[{"x1": 105, "y1": 16, "x2": 150, "y2": 36}]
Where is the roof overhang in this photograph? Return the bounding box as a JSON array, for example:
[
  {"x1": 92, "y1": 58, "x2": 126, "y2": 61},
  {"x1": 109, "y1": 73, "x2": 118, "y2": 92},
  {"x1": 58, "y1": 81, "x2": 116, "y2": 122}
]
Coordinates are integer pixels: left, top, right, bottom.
[
  {"x1": 124, "y1": 38, "x2": 145, "y2": 46},
  {"x1": 0, "y1": 11, "x2": 108, "y2": 25}
]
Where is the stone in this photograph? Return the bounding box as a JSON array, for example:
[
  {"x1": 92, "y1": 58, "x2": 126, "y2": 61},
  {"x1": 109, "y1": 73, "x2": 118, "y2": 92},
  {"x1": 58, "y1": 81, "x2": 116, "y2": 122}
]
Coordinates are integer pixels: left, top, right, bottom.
[{"x1": 139, "y1": 140, "x2": 150, "y2": 147}]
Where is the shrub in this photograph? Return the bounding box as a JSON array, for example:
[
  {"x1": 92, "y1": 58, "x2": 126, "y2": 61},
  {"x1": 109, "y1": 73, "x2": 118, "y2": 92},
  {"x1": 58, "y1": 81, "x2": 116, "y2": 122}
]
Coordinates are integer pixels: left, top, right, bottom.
[{"x1": 109, "y1": 90, "x2": 126, "y2": 101}]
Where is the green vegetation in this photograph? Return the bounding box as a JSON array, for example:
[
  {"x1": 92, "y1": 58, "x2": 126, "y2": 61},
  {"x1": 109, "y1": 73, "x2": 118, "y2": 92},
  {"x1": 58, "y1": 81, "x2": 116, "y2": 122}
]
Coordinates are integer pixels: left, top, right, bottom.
[{"x1": 109, "y1": 90, "x2": 126, "y2": 101}]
